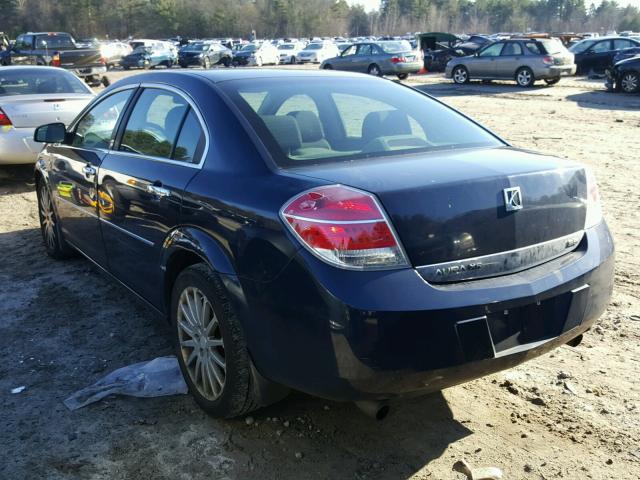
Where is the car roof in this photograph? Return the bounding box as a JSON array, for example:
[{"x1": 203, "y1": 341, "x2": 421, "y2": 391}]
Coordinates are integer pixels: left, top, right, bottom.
[{"x1": 0, "y1": 65, "x2": 75, "y2": 72}]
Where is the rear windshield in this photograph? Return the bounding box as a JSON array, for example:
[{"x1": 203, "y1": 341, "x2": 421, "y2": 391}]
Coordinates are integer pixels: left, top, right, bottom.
[
  {"x1": 378, "y1": 40, "x2": 412, "y2": 53},
  {"x1": 183, "y1": 43, "x2": 208, "y2": 52},
  {"x1": 538, "y1": 39, "x2": 566, "y2": 54},
  {"x1": 220, "y1": 77, "x2": 503, "y2": 168},
  {"x1": 306, "y1": 44, "x2": 322, "y2": 50},
  {"x1": 0, "y1": 69, "x2": 90, "y2": 96},
  {"x1": 35, "y1": 34, "x2": 75, "y2": 49}
]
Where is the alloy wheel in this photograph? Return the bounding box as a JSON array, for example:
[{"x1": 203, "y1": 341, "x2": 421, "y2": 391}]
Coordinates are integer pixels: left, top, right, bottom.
[
  {"x1": 453, "y1": 67, "x2": 468, "y2": 84},
  {"x1": 177, "y1": 286, "x2": 226, "y2": 401},
  {"x1": 517, "y1": 68, "x2": 533, "y2": 87},
  {"x1": 621, "y1": 72, "x2": 639, "y2": 93},
  {"x1": 39, "y1": 185, "x2": 56, "y2": 252},
  {"x1": 368, "y1": 64, "x2": 381, "y2": 76}
]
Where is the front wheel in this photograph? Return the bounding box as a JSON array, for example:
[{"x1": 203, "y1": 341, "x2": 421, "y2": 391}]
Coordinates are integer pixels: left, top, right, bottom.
[
  {"x1": 203, "y1": 57, "x2": 211, "y2": 69},
  {"x1": 367, "y1": 63, "x2": 382, "y2": 76},
  {"x1": 323, "y1": 63, "x2": 333, "y2": 70},
  {"x1": 452, "y1": 65, "x2": 469, "y2": 84},
  {"x1": 544, "y1": 77, "x2": 560, "y2": 86},
  {"x1": 37, "y1": 182, "x2": 74, "y2": 259},
  {"x1": 516, "y1": 67, "x2": 535, "y2": 87},
  {"x1": 397, "y1": 73, "x2": 409, "y2": 80},
  {"x1": 255, "y1": 56, "x2": 262, "y2": 67},
  {"x1": 620, "y1": 72, "x2": 640, "y2": 93},
  {"x1": 172, "y1": 264, "x2": 259, "y2": 418},
  {"x1": 290, "y1": 56, "x2": 296, "y2": 64}
]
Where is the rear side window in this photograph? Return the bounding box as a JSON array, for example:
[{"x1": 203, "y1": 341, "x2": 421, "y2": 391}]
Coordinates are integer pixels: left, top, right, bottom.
[
  {"x1": 538, "y1": 39, "x2": 565, "y2": 54},
  {"x1": 525, "y1": 42, "x2": 543, "y2": 54},
  {"x1": 173, "y1": 110, "x2": 205, "y2": 163},
  {"x1": 614, "y1": 39, "x2": 634, "y2": 50},
  {"x1": 119, "y1": 89, "x2": 188, "y2": 159},
  {"x1": 592, "y1": 41, "x2": 611, "y2": 53},
  {"x1": 72, "y1": 89, "x2": 133, "y2": 149}
]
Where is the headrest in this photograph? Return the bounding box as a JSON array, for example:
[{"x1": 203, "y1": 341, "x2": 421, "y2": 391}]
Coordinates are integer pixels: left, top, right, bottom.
[
  {"x1": 261, "y1": 115, "x2": 302, "y2": 153},
  {"x1": 362, "y1": 110, "x2": 411, "y2": 142},
  {"x1": 287, "y1": 110, "x2": 325, "y2": 143}
]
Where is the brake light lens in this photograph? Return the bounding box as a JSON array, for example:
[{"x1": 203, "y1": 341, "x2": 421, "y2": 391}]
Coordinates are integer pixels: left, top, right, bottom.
[
  {"x1": 391, "y1": 56, "x2": 407, "y2": 64},
  {"x1": 0, "y1": 108, "x2": 12, "y2": 126},
  {"x1": 51, "y1": 53, "x2": 61, "y2": 67},
  {"x1": 584, "y1": 167, "x2": 603, "y2": 229},
  {"x1": 542, "y1": 55, "x2": 554, "y2": 66},
  {"x1": 281, "y1": 185, "x2": 409, "y2": 270}
]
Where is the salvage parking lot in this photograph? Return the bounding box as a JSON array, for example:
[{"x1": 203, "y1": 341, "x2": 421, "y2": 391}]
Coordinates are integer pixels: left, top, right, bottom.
[{"x1": 1, "y1": 67, "x2": 639, "y2": 479}]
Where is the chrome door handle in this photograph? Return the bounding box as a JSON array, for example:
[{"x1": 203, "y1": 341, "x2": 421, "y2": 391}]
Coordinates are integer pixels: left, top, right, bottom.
[
  {"x1": 147, "y1": 185, "x2": 170, "y2": 197},
  {"x1": 82, "y1": 165, "x2": 96, "y2": 177}
]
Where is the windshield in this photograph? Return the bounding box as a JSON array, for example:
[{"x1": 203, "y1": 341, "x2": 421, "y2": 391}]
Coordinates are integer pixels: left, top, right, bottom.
[
  {"x1": 241, "y1": 44, "x2": 257, "y2": 51},
  {"x1": 306, "y1": 44, "x2": 322, "y2": 50},
  {"x1": 221, "y1": 77, "x2": 502, "y2": 168},
  {"x1": 0, "y1": 69, "x2": 91, "y2": 96},
  {"x1": 379, "y1": 41, "x2": 412, "y2": 53},
  {"x1": 279, "y1": 44, "x2": 295, "y2": 50},
  {"x1": 569, "y1": 40, "x2": 596, "y2": 53},
  {"x1": 183, "y1": 43, "x2": 207, "y2": 52},
  {"x1": 132, "y1": 46, "x2": 151, "y2": 54}
]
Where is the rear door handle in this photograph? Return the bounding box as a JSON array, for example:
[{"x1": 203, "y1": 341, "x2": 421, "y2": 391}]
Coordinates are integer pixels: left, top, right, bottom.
[
  {"x1": 147, "y1": 184, "x2": 170, "y2": 197},
  {"x1": 82, "y1": 165, "x2": 96, "y2": 178}
]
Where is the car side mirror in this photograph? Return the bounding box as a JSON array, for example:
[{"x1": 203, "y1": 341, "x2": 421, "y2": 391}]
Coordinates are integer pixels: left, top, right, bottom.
[{"x1": 34, "y1": 123, "x2": 66, "y2": 143}]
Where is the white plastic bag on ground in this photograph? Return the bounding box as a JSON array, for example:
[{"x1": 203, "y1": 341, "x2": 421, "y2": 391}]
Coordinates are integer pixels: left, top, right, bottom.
[{"x1": 64, "y1": 356, "x2": 188, "y2": 411}]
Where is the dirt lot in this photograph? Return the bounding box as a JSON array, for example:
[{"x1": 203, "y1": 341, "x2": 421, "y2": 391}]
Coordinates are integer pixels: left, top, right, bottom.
[{"x1": 1, "y1": 69, "x2": 639, "y2": 480}]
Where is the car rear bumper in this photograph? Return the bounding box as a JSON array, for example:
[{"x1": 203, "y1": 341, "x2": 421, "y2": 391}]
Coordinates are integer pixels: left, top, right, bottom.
[
  {"x1": 387, "y1": 62, "x2": 422, "y2": 74},
  {"x1": 535, "y1": 64, "x2": 576, "y2": 78},
  {"x1": 0, "y1": 126, "x2": 40, "y2": 164},
  {"x1": 298, "y1": 57, "x2": 317, "y2": 63},
  {"x1": 242, "y1": 221, "x2": 614, "y2": 401},
  {"x1": 70, "y1": 66, "x2": 107, "y2": 78}
]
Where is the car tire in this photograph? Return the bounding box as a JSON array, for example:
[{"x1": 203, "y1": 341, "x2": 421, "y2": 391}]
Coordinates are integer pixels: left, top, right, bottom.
[
  {"x1": 452, "y1": 65, "x2": 469, "y2": 84},
  {"x1": 37, "y1": 181, "x2": 75, "y2": 259},
  {"x1": 323, "y1": 64, "x2": 333, "y2": 70},
  {"x1": 397, "y1": 73, "x2": 409, "y2": 80},
  {"x1": 203, "y1": 57, "x2": 211, "y2": 69},
  {"x1": 223, "y1": 58, "x2": 231, "y2": 67},
  {"x1": 367, "y1": 63, "x2": 382, "y2": 76},
  {"x1": 290, "y1": 56, "x2": 296, "y2": 64},
  {"x1": 171, "y1": 264, "x2": 259, "y2": 418},
  {"x1": 620, "y1": 71, "x2": 640, "y2": 93},
  {"x1": 516, "y1": 67, "x2": 535, "y2": 87},
  {"x1": 123, "y1": 66, "x2": 130, "y2": 70},
  {"x1": 255, "y1": 56, "x2": 263, "y2": 67},
  {"x1": 544, "y1": 77, "x2": 561, "y2": 85}
]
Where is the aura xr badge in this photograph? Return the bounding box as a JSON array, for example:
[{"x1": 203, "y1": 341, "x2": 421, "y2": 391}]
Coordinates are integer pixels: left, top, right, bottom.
[{"x1": 503, "y1": 186, "x2": 523, "y2": 212}]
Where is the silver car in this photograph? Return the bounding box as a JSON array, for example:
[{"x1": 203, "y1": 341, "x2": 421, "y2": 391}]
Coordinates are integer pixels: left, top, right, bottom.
[
  {"x1": 321, "y1": 40, "x2": 422, "y2": 79},
  {"x1": 446, "y1": 38, "x2": 576, "y2": 87},
  {"x1": 0, "y1": 66, "x2": 94, "y2": 164}
]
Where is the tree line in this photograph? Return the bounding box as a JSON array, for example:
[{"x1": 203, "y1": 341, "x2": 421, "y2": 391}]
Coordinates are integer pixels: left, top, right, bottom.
[{"x1": 0, "y1": 0, "x2": 638, "y2": 40}]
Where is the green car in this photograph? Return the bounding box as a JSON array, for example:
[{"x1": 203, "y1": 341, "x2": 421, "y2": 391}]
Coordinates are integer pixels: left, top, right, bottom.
[{"x1": 320, "y1": 40, "x2": 422, "y2": 80}]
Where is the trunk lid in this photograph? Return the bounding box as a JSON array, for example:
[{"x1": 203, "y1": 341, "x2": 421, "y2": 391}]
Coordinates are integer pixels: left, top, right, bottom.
[
  {"x1": 1, "y1": 93, "x2": 93, "y2": 127},
  {"x1": 289, "y1": 146, "x2": 587, "y2": 272}
]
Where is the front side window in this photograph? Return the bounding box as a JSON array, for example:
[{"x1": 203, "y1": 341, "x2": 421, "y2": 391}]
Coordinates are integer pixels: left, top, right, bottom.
[
  {"x1": 479, "y1": 43, "x2": 504, "y2": 57},
  {"x1": 221, "y1": 77, "x2": 503, "y2": 167},
  {"x1": 119, "y1": 89, "x2": 189, "y2": 158},
  {"x1": 72, "y1": 89, "x2": 133, "y2": 149},
  {"x1": 14, "y1": 35, "x2": 33, "y2": 50},
  {"x1": 357, "y1": 44, "x2": 372, "y2": 56},
  {"x1": 591, "y1": 41, "x2": 611, "y2": 53},
  {"x1": 341, "y1": 45, "x2": 357, "y2": 56}
]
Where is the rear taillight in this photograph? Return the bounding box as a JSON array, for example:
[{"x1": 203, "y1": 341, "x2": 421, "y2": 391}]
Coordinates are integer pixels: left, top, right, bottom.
[
  {"x1": 542, "y1": 55, "x2": 554, "y2": 66},
  {"x1": 0, "y1": 108, "x2": 12, "y2": 126},
  {"x1": 584, "y1": 167, "x2": 603, "y2": 229},
  {"x1": 391, "y1": 56, "x2": 407, "y2": 64},
  {"x1": 51, "y1": 53, "x2": 61, "y2": 67},
  {"x1": 281, "y1": 185, "x2": 409, "y2": 270}
]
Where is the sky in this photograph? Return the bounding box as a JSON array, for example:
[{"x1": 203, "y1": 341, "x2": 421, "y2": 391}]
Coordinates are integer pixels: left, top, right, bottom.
[{"x1": 345, "y1": 0, "x2": 640, "y2": 11}]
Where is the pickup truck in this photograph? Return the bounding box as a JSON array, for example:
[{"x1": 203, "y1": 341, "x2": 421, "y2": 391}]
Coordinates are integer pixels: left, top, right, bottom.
[{"x1": 0, "y1": 32, "x2": 106, "y2": 86}]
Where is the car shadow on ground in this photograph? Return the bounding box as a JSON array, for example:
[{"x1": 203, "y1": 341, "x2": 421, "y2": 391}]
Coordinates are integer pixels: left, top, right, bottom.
[
  {"x1": 565, "y1": 91, "x2": 640, "y2": 111},
  {"x1": 413, "y1": 79, "x2": 555, "y2": 98},
  {"x1": 0, "y1": 165, "x2": 36, "y2": 195}
]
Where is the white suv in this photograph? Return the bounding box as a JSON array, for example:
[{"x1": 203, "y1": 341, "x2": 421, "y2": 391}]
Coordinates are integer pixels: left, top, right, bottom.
[{"x1": 277, "y1": 42, "x2": 305, "y2": 64}]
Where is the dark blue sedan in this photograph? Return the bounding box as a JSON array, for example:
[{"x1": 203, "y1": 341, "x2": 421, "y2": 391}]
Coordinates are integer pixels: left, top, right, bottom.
[{"x1": 33, "y1": 69, "x2": 614, "y2": 419}]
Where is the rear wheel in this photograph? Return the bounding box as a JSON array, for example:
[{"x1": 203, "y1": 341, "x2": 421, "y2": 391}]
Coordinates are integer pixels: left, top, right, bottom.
[
  {"x1": 368, "y1": 63, "x2": 382, "y2": 76},
  {"x1": 620, "y1": 71, "x2": 640, "y2": 93},
  {"x1": 323, "y1": 63, "x2": 333, "y2": 70},
  {"x1": 290, "y1": 56, "x2": 296, "y2": 64},
  {"x1": 516, "y1": 67, "x2": 535, "y2": 87},
  {"x1": 397, "y1": 73, "x2": 409, "y2": 80},
  {"x1": 171, "y1": 264, "x2": 259, "y2": 418},
  {"x1": 544, "y1": 77, "x2": 560, "y2": 85},
  {"x1": 37, "y1": 182, "x2": 74, "y2": 259},
  {"x1": 452, "y1": 65, "x2": 469, "y2": 84},
  {"x1": 203, "y1": 57, "x2": 211, "y2": 69}
]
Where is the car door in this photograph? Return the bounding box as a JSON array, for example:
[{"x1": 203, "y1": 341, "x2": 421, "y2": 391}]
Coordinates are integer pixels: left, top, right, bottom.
[
  {"x1": 97, "y1": 86, "x2": 207, "y2": 306},
  {"x1": 47, "y1": 87, "x2": 136, "y2": 267},
  {"x1": 467, "y1": 42, "x2": 503, "y2": 77},
  {"x1": 10, "y1": 35, "x2": 34, "y2": 65},
  {"x1": 352, "y1": 43, "x2": 374, "y2": 72},
  {"x1": 496, "y1": 41, "x2": 523, "y2": 78},
  {"x1": 333, "y1": 44, "x2": 357, "y2": 70},
  {"x1": 584, "y1": 40, "x2": 613, "y2": 72}
]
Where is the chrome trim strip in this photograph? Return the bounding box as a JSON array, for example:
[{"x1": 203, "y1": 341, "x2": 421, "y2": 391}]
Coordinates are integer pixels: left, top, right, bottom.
[
  {"x1": 417, "y1": 230, "x2": 585, "y2": 283},
  {"x1": 99, "y1": 218, "x2": 154, "y2": 247},
  {"x1": 283, "y1": 213, "x2": 385, "y2": 225}
]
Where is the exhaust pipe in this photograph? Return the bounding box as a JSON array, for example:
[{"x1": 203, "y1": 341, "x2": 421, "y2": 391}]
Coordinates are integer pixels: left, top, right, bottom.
[{"x1": 355, "y1": 400, "x2": 390, "y2": 420}]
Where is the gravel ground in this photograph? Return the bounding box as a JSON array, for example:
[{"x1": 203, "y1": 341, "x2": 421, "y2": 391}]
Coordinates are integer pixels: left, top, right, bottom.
[{"x1": 0, "y1": 68, "x2": 639, "y2": 480}]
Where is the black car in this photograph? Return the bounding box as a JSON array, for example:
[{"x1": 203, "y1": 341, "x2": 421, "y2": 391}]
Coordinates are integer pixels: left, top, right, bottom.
[
  {"x1": 605, "y1": 55, "x2": 640, "y2": 93},
  {"x1": 569, "y1": 36, "x2": 640, "y2": 74},
  {"x1": 612, "y1": 46, "x2": 640, "y2": 64},
  {"x1": 178, "y1": 42, "x2": 232, "y2": 68},
  {"x1": 33, "y1": 70, "x2": 614, "y2": 419}
]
